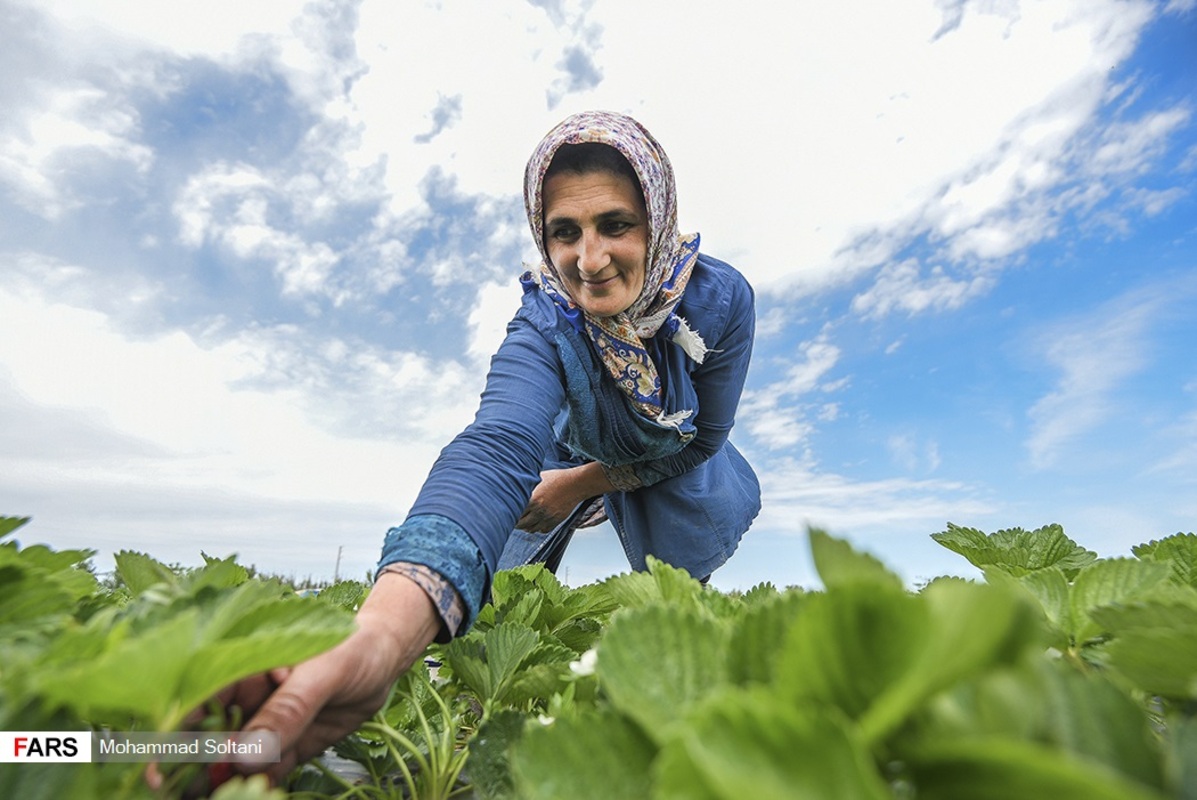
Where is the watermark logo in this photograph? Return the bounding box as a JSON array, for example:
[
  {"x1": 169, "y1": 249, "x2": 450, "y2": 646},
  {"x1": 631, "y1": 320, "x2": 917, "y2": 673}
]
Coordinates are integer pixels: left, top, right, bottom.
[
  {"x1": 1, "y1": 732, "x2": 92, "y2": 763},
  {"x1": 1, "y1": 731, "x2": 279, "y2": 763}
]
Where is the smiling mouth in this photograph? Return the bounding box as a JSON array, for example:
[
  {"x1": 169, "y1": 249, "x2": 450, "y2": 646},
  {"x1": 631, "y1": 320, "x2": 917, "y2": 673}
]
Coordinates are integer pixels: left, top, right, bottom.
[{"x1": 581, "y1": 276, "x2": 616, "y2": 287}]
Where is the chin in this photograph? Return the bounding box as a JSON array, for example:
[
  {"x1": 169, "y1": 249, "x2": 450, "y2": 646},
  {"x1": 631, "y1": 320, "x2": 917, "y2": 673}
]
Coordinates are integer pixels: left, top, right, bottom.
[{"x1": 582, "y1": 301, "x2": 628, "y2": 318}]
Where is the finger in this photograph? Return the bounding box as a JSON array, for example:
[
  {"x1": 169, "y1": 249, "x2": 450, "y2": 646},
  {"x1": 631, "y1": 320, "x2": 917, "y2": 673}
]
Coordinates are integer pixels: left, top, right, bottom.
[
  {"x1": 238, "y1": 661, "x2": 339, "y2": 773},
  {"x1": 145, "y1": 762, "x2": 163, "y2": 790}
]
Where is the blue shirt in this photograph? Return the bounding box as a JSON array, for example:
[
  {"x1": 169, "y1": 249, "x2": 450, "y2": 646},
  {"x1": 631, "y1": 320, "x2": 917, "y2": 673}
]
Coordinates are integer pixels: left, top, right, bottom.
[{"x1": 378, "y1": 253, "x2": 761, "y2": 629}]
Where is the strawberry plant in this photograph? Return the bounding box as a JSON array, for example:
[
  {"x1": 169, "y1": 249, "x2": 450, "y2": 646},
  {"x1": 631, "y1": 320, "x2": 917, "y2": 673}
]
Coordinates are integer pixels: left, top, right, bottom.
[{"x1": 4, "y1": 513, "x2": 1197, "y2": 798}]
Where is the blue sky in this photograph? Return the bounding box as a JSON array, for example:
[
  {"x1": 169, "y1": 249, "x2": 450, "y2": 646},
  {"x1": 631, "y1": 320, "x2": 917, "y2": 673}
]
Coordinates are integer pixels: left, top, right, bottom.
[{"x1": 1, "y1": 0, "x2": 1194, "y2": 590}]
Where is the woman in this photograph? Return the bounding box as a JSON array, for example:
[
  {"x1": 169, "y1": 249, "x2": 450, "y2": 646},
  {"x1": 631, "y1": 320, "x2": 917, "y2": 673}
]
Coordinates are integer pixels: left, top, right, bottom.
[{"x1": 230, "y1": 111, "x2": 760, "y2": 783}]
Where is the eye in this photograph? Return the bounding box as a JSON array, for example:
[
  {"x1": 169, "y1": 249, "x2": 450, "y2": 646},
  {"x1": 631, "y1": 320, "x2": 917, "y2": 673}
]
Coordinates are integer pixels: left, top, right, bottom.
[
  {"x1": 601, "y1": 220, "x2": 632, "y2": 236},
  {"x1": 547, "y1": 224, "x2": 579, "y2": 243}
]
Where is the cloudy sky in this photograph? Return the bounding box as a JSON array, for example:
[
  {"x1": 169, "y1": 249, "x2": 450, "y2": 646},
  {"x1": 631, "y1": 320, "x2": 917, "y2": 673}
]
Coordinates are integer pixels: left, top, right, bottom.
[{"x1": 2, "y1": 0, "x2": 1195, "y2": 590}]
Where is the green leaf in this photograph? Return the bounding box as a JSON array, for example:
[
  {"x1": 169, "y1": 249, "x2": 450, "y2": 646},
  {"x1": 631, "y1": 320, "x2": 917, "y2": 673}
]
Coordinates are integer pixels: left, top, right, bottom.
[
  {"x1": 772, "y1": 578, "x2": 1038, "y2": 745},
  {"x1": 1135, "y1": 533, "x2": 1197, "y2": 589},
  {"x1": 209, "y1": 774, "x2": 289, "y2": 799},
  {"x1": 774, "y1": 584, "x2": 927, "y2": 721},
  {"x1": 1070, "y1": 558, "x2": 1172, "y2": 643},
  {"x1": 0, "y1": 762, "x2": 112, "y2": 800},
  {"x1": 482, "y1": 624, "x2": 542, "y2": 703},
  {"x1": 1168, "y1": 714, "x2": 1197, "y2": 800},
  {"x1": 114, "y1": 550, "x2": 179, "y2": 594},
  {"x1": 512, "y1": 710, "x2": 656, "y2": 800},
  {"x1": 32, "y1": 582, "x2": 353, "y2": 729},
  {"x1": 180, "y1": 608, "x2": 356, "y2": 722},
  {"x1": 596, "y1": 604, "x2": 729, "y2": 743},
  {"x1": 908, "y1": 738, "x2": 1167, "y2": 800},
  {"x1": 444, "y1": 635, "x2": 490, "y2": 702},
  {"x1": 1103, "y1": 627, "x2": 1197, "y2": 700},
  {"x1": 6, "y1": 543, "x2": 95, "y2": 574},
  {"x1": 467, "y1": 709, "x2": 528, "y2": 800},
  {"x1": 601, "y1": 557, "x2": 711, "y2": 615},
  {"x1": 809, "y1": 528, "x2": 904, "y2": 591},
  {"x1": 0, "y1": 563, "x2": 86, "y2": 629},
  {"x1": 648, "y1": 556, "x2": 707, "y2": 602},
  {"x1": 914, "y1": 659, "x2": 1165, "y2": 790},
  {"x1": 916, "y1": 664, "x2": 1048, "y2": 744},
  {"x1": 552, "y1": 582, "x2": 618, "y2": 627},
  {"x1": 727, "y1": 589, "x2": 806, "y2": 685},
  {"x1": 861, "y1": 579, "x2": 1040, "y2": 743},
  {"x1": 187, "y1": 553, "x2": 250, "y2": 592},
  {"x1": 550, "y1": 617, "x2": 603, "y2": 654},
  {"x1": 932, "y1": 523, "x2": 1097, "y2": 578},
  {"x1": 1012, "y1": 567, "x2": 1071, "y2": 646},
  {"x1": 0, "y1": 516, "x2": 30, "y2": 539},
  {"x1": 1037, "y1": 665, "x2": 1166, "y2": 790},
  {"x1": 444, "y1": 622, "x2": 574, "y2": 711},
  {"x1": 35, "y1": 606, "x2": 199, "y2": 724},
  {"x1": 740, "y1": 582, "x2": 781, "y2": 606},
  {"x1": 502, "y1": 644, "x2": 576, "y2": 708},
  {"x1": 654, "y1": 688, "x2": 890, "y2": 800},
  {"x1": 0, "y1": 539, "x2": 98, "y2": 626},
  {"x1": 1090, "y1": 593, "x2": 1197, "y2": 632},
  {"x1": 313, "y1": 580, "x2": 368, "y2": 612},
  {"x1": 495, "y1": 588, "x2": 544, "y2": 629},
  {"x1": 602, "y1": 570, "x2": 663, "y2": 609}
]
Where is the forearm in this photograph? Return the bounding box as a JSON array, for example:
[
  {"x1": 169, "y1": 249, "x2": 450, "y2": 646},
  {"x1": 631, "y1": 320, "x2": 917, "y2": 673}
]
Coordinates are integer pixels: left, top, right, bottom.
[
  {"x1": 567, "y1": 460, "x2": 617, "y2": 497},
  {"x1": 376, "y1": 562, "x2": 465, "y2": 642},
  {"x1": 618, "y1": 431, "x2": 724, "y2": 488},
  {"x1": 355, "y1": 571, "x2": 442, "y2": 680}
]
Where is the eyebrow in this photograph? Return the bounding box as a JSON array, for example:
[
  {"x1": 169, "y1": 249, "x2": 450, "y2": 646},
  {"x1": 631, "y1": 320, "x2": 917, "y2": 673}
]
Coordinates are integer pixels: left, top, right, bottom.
[{"x1": 545, "y1": 208, "x2": 641, "y2": 228}]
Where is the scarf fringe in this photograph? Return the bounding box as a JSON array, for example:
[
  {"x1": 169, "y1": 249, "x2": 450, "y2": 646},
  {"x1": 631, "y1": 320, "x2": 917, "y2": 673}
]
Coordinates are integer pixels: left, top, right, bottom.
[
  {"x1": 670, "y1": 315, "x2": 708, "y2": 364},
  {"x1": 656, "y1": 407, "x2": 695, "y2": 429}
]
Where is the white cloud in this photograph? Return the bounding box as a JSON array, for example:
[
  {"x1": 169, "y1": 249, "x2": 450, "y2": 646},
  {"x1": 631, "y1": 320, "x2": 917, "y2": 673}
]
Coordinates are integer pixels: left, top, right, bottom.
[
  {"x1": 754, "y1": 456, "x2": 990, "y2": 535},
  {"x1": 28, "y1": 0, "x2": 308, "y2": 60},
  {"x1": 887, "y1": 433, "x2": 943, "y2": 474},
  {"x1": 0, "y1": 85, "x2": 152, "y2": 218},
  {"x1": 467, "y1": 277, "x2": 524, "y2": 364},
  {"x1": 1150, "y1": 408, "x2": 1197, "y2": 478},
  {"x1": 9, "y1": 0, "x2": 1181, "y2": 307},
  {"x1": 851, "y1": 259, "x2": 993, "y2": 318},
  {"x1": 567, "y1": 0, "x2": 1161, "y2": 295},
  {"x1": 341, "y1": 1, "x2": 591, "y2": 215},
  {"x1": 0, "y1": 278, "x2": 484, "y2": 571},
  {"x1": 1025, "y1": 289, "x2": 1161, "y2": 468},
  {"x1": 173, "y1": 163, "x2": 345, "y2": 296},
  {"x1": 1122, "y1": 186, "x2": 1188, "y2": 218},
  {"x1": 740, "y1": 334, "x2": 844, "y2": 449}
]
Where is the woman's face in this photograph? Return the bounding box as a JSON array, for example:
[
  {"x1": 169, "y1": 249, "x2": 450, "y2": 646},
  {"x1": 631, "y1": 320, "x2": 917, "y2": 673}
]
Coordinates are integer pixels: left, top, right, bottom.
[{"x1": 542, "y1": 170, "x2": 648, "y2": 318}]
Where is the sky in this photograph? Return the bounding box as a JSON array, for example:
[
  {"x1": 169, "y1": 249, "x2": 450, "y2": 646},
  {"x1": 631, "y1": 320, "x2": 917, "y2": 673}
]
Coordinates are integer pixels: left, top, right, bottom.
[{"x1": 1, "y1": 0, "x2": 1195, "y2": 591}]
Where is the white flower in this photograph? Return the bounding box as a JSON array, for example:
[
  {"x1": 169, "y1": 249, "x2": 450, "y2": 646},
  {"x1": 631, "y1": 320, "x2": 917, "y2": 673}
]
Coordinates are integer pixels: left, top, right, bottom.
[
  {"x1": 569, "y1": 647, "x2": 598, "y2": 677},
  {"x1": 537, "y1": 715, "x2": 555, "y2": 726}
]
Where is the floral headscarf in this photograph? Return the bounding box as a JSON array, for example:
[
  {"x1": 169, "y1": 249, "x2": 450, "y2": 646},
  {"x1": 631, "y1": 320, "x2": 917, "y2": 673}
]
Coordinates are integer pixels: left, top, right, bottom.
[{"x1": 523, "y1": 110, "x2": 706, "y2": 422}]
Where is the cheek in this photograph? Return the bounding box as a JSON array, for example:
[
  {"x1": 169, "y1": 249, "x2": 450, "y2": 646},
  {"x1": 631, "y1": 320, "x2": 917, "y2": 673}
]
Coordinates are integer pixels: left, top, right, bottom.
[
  {"x1": 544, "y1": 241, "x2": 569, "y2": 272},
  {"x1": 625, "y1": 243, "x2": 648, "y2": 287}
]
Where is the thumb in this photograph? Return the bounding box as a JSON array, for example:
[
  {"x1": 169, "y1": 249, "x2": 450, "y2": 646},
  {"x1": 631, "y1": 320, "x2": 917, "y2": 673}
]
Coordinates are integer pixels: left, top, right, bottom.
[{"x1": 242, "y1": 661, "x2": 333, "y2": 755}]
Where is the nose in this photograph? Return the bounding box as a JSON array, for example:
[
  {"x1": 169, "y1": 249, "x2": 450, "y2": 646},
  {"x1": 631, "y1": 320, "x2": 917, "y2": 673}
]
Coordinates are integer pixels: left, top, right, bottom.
[{"x1": 576, "y1": 229, "x2": 609, "y2": 277}]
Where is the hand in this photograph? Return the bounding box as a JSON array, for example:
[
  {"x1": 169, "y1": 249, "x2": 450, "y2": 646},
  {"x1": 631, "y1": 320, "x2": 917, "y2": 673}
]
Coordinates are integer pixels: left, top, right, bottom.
[
  {"x1": 517, "y1": 463, "x2": 614, "y2": 533},
  {"x1": 209, "y1": 573, "x2": 441, "y2": 786}
]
